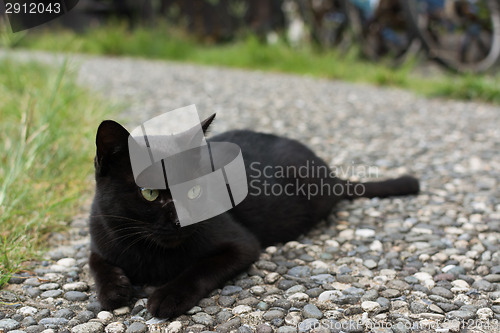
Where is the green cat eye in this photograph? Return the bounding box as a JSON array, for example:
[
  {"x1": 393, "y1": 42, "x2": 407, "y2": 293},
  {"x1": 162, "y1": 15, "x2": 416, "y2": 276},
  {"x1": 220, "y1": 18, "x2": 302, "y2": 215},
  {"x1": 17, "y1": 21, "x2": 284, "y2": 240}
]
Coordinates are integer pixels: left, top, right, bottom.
[{"x1": 140, "y1": 188, "x2": 159, "y2": 201}]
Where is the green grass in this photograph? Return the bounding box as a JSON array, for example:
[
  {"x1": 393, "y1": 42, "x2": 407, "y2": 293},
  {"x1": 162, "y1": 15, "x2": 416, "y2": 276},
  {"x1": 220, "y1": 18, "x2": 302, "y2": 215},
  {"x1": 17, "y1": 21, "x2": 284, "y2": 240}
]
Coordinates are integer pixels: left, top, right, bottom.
[
  {"x1": 0, "y1": 58, "x2": 111, "y2": 285},
  {"x1": 4, "y1": 22, "x2": 500, "y2": 104}
]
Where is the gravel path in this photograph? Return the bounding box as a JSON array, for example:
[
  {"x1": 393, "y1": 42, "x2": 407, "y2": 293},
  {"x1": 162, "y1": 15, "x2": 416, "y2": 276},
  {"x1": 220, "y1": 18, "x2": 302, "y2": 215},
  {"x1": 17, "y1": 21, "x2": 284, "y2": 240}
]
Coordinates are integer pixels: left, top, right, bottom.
[{"x1": 1, "y1": 51, "x2": 500, "y2": 333}]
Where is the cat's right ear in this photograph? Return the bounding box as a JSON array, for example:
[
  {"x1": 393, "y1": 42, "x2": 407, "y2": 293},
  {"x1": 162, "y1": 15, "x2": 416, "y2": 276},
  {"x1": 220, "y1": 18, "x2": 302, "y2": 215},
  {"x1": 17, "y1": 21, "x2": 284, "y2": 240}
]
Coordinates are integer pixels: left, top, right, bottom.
[{"x1": 95, "y1": 120, "x2": 130, "y2": 176}]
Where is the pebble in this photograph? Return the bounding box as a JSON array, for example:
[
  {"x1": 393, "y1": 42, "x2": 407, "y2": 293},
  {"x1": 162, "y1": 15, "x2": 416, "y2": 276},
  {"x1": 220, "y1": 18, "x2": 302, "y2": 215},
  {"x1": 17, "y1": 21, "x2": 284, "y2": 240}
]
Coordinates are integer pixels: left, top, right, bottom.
[
  {"x1": 431, "y1": 287, "x2": 454, "y2": 299},
  {"x1": 0, "y1": 318, "x2": 21, "y2": 331},
  {"x1": 39, "y1": 317, "x2": 70, "y2": 327},
  {"x1": 54, "y1": 309, "x2": 75, "y2": 319},
  {"x1": 446, "y1": 310, "x2": 475, "y2": 320},
  {"x1": 216, "y1": 317, "x2": 241, "y2": 332},
  {"x1": 97, "y1": 311, "x2": 113, "y2": 323},
  {"x1": 71, "y1": 321, "x2": 104, "y2": 333},
  {"x1": 64, "y1": 291, "x2": 88, "y2": 301},
  {"x1": 263, "y1": 310, "x2": 285, "y2": 321},
  {"x1": 63, "y1": 282, "x2": 89, "y2": 292},
  {"x1": 192, "y1": 312, "x2": 214, "y2": 326},
  {"x1": 40, "y1": 290, "x2": 63, "y2": 298},
  {"x1": 302, "y1": 304, "x2": 323, "y2": 319},
  {"x1": 256, "y1": 323, "x2": 273, "y2": 333},
  {"x1": 364, "y1": 259, "x2": 378, "y2": 269},
  {"x1": 218, "y1": 295, "x2": 236, "y2": 307},
  {"x1": 39, "y1": 283, "x2": 60, "y2": 291},
  {"x1": 112, "y1": 307, "x2": 130, "y2": 316},
  {"x1": 221, "y1": 285, "x2": 242, "y2": 296},
  {"x1": 57, "y1": 258, "x2": 77, "y2": 267},
  {"x1": 355, "y1": 229, "x2": 376, "y2": 238},
  {"x1": 232, "y1": 305, "x2": 252, "y2": 315},
  {"x1": 361, "y1": 301, "x2": 381, "y2": 312},
  {"x1": 105, "y1": 322, "x2": 126, "y2": 333},
  {"x1": 287, "y1": 266, "x2": 311, "y2": 277},
  {"x1": 18, "y1": 306, "x2": 38, "y2": 316}
]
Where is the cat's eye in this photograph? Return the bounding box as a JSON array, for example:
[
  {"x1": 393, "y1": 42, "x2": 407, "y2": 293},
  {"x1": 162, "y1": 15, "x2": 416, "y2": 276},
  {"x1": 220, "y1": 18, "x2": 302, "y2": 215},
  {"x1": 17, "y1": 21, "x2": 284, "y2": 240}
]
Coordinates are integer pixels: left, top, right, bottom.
[
  {"x1": 140, "y1": 188, "x2": 160, "y2": 201},
  {"x1": 187, "y1": 185, "x2": 202, "y2": 200}
]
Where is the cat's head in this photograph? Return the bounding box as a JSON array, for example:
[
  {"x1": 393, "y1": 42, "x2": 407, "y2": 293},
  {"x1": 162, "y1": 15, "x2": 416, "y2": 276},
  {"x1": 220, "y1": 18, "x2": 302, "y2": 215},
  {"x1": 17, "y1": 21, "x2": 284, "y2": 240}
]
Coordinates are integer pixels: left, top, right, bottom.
[{"x1": 92, "y1": 115, "x2": 215, "y2": 247}]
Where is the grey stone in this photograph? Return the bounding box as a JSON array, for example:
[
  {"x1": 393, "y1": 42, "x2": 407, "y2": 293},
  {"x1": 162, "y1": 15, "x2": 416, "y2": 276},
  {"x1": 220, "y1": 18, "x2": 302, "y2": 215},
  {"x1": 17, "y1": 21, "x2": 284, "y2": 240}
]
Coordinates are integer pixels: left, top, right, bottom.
[
  {"x1": 192, "y1": 312, "x2": 214, "y2": 326},
  {"x1": 216, "y1": 317, "x2": 241, "y2": 333},
  {"x1": 0, "y1": 318, "x2": 21, "y2": 331},
  {"x1": 216, "y1": 310, "x2": 232, "y2": 323},
  {"x1": 24, "y1": 278, "x2": 41, "y2": 286},
  {"x1": 125, "y1": 322, "x2": 147, "y2": 333},
  {"x1": 287, "y1": 266, "x2": 311, "y2": 278},
  {"x1": 277, "y1": 326, "x2": 297, "y2": 333},
  {"x1": 64, "y1": 291, "x2": 88, "y2": 301},
  {"x1": 256, "y1": 324, "x2": 273, "y2": 333},
  {"x1": 302, "y1": 304, "x2": 323, "y2": 319},
  {"x1": 71, "y1": 321, "x2": 105, "y2": 333},
  {"x1": 26, "y1": 325, "x2": 45, "y2": 333},
  {"x1": 256, "y1": 260, "x2": 278, "y2": 271},
  {"x1": 221, "y1": 285, "x2": 242, "y2": 296},
  {"x1": 34, "y1": 309, "x2": 51, "y2": 321},
  {"x1": 310, "y1": 274, "x2": 334, "y2": 284},
  {"x1": 25, "y1": 288, "x2": 42, "y2": 298},
  {"x1": 472, "y1": 279, "x2": 495, "y2": 291},
  {"x1": 263, "y1": 310, "x2": 285, "y2": 321},
  {"x1": 21, "y1": 316, "x2": 37, "y2": 327},
  {"x1": 76, "y1": 310, "x2": 95, "y2": 322},
  {"x1": 0, "y1": 291, "x2": 18, "y2": 302},
  {"x1": 54, "y1": 309, "x2": 75, "y2": 319},
  {"x1": 278, "y1": 280, "x2": 298, "y2": 290},
  {"x1": 446, "y1": 310, "x2": 475, "y2": 321},
  {"x1": 431, "y1": 287, "x2": 454, "y2": 299},
  {"x1": 39, "y1": 317, "x2": 69, "y2": 327},
  {"x1": 40, "y1": 290, "x2": 63, "y2": 298},
  {"x1": 361, "y1": 289, "x2": 379, "y2": 302},
  {"x1": 436, "y1": 302, "x2": 459, "y2": 312},
  {"x1": 257, "y1": 302, "x2": 269, "y2": 311},
  {"x1": 39, "y1": 283, "x2": 60, "y2": 291},
  {"x1": 86, "y1": 302, "x2": 102, "y2": 314}
]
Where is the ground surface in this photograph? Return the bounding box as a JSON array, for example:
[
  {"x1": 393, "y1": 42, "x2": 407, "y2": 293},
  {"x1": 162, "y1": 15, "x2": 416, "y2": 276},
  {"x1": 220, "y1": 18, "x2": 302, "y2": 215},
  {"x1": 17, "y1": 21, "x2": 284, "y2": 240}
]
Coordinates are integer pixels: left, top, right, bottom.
[{"x1": 1, "y1": 50, "x2": 500, "y2": 333}]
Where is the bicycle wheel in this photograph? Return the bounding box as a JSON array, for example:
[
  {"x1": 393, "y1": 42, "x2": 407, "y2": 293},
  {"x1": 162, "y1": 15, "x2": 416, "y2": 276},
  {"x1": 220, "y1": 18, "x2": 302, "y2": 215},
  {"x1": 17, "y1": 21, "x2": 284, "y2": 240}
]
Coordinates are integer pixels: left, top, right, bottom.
[
  {"x1": 344, "y1": 0, "x2": 421, "y2": 62},
  {"x1": 295, "y1": 0, "x2": 350, "y2": 48},
  {"x1": 403, "y1": 0, "x2": 500, "y2": 74}
]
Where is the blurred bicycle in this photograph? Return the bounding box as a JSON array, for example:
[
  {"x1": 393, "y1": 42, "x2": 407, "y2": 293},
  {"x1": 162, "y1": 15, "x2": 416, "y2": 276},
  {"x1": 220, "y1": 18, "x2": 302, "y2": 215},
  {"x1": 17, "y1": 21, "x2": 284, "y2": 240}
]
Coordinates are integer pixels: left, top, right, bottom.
[{"x1": 403, "y1": 0, "x2": 500, "y2": 73}]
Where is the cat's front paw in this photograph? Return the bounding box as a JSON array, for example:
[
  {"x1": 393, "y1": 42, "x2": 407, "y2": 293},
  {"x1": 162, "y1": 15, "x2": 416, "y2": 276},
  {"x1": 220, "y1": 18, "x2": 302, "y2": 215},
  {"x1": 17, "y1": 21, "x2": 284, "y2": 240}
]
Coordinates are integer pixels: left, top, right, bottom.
[
  {"x1": 95, "y1": 267, "x2": 132, "y2": 310},
  {"x1": 147, "y1": 283, "x2": 200, "y2": 318}
]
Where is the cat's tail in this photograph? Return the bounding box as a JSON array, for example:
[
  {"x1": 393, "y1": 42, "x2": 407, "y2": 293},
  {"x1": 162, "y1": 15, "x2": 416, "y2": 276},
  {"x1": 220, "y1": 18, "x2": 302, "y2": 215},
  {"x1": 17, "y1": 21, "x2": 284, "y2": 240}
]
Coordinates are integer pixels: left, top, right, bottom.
[{"x1": 343, "y1": 175, "x2": 420, "y2": 200}]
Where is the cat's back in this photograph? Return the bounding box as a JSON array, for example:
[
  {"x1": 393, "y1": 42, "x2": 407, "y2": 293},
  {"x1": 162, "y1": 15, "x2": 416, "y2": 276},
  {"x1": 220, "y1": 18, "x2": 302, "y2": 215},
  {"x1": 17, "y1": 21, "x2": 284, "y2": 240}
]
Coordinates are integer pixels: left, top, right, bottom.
[{"x1": 209, "y1": 129, "x2": 317, "y2": 164}]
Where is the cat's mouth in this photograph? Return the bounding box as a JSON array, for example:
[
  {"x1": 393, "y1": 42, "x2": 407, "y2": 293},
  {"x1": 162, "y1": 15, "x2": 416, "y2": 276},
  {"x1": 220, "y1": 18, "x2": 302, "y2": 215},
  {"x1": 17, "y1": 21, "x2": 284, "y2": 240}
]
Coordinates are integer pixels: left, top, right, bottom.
[{"x1": 150, "y1": 221, "x2": 190, "y2": 248}]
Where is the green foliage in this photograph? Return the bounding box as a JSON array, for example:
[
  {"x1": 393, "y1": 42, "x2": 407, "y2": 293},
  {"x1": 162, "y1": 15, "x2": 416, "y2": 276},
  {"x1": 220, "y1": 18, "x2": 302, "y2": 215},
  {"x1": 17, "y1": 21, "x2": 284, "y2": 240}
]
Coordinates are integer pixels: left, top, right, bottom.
[{"x1": 0, "y1": 58, "x2": 110, "y2": 284}]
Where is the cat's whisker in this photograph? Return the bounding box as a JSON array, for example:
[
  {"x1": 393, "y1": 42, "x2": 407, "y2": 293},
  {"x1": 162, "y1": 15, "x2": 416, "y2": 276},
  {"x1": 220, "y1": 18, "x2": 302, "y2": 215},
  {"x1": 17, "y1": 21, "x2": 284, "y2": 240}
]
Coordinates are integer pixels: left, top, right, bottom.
[{"x1": 91, "y1": 214, "x2": 149, "y2": 225}]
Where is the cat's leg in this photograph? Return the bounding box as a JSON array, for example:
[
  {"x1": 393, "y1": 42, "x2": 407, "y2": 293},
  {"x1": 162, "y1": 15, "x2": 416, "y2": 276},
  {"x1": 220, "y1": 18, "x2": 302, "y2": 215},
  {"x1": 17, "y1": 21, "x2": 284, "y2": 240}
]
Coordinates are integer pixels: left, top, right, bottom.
[
  {"x1": 89, "y1": 251, "x2": 132, "y2": 310},
  {"x1": 147, "y1": 232, "x2": 260, "y2": 318}
]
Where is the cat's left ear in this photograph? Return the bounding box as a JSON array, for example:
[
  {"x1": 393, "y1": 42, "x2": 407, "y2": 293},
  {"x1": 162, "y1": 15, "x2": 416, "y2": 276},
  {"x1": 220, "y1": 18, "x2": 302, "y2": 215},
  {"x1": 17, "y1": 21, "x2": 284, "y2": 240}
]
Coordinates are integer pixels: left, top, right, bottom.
[
  {"x1": 95, "y1": 120, "x2": 130, "y2": 176},
  {"x1": 201, "y1": 114, "x2": 216, "y2": 134}
]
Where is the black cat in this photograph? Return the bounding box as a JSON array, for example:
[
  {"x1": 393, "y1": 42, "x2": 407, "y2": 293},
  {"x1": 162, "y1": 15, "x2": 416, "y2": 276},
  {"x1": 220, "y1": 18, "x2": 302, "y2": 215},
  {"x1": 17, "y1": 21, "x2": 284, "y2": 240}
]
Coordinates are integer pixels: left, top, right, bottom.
[{"x1": 89, "y1": 115, "x2": 419, "y2": 318}]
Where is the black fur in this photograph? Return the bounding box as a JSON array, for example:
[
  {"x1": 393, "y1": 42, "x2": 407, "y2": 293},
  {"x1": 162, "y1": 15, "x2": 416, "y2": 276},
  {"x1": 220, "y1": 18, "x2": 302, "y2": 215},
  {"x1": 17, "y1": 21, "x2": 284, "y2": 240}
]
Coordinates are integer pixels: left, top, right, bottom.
[{"x1": 89, "y1": 116, "x2": 419, "y2": 318}]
